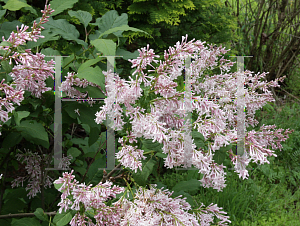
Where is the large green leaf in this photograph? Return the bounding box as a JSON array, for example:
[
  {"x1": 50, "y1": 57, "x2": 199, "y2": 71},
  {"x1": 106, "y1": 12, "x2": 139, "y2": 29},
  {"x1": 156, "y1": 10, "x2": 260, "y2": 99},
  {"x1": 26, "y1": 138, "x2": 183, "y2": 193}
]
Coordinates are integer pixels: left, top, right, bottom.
[
  {"x1": 15, "y1": 120, "x2": 49, "y2": 149},
  {"x1": 192, "y1": 130, "x2": 206, "y2": 149},
  {"x1": 171, "y1": 179, "x2": 202, "y2": 194},
  {"x1": 42, "y1": 18, "x2": 87, "y2": 48},
  {"x1": 3, "y1": 0, "x2": 31, "y2": 11},
  {"x1": 2, "y1": 132, "x2": 22, "y2": 148},
  {"x1": 92, "y1": 10, "x2": 128, "y2": 38},
  {"x1": 54, "y1": 182, "x2": 63, "y2": 191},
  {"x1": 78, "y1": 58, "x2": 102, "y2": 73},
  {"x1": 53, "y1": 211, "x2": 73, "y2": 226},
  {"x1": 132, "y1": 158, "x2": 156, "y2": 186},
  {"x1": 1, "y1": 60, "x2": 13, "y2": 74},
  {"x1": 86, "y1": 154, "x2": 106, "y2": 185},
  {"x1": 90, "y1": 39, "x2": 116, "y2": 56},
  {"x1": 88, "y1": 126, "x2": 100, "y2": 147},
  {"x1": 67, "y1": 147, "x2": 81, "y2": 159},
  {"x1": 68, "y1": 10, "x2": 92, "y2": 28},
  {"x1": 141, "y1": 139, "x2": 163, "y2": 151},
  {"x1": 0, "y1": 20, "x2": 22, "y2": 39},
  {"x1": 75, "y1": 66, "x2": 105, "y2": 87},
  {"x1": 49, "y1": 0, "x2": 79, "y2": 17},
  {"x1": 115, "y1": 48, "x2": 139, "y2": 61},
  {"x1": 72, "y1": 166, "x2": 86, "y2": 176},
  {"x1": 0, "y1": 41, "x2": 11, "y2": 47},
  {"x1": 0, "y1": 9, "x2": 6, "y2": 19},
  {"x1": 1, "y1": 198, "x2": 26, "y2": 215},
  {"x1": 13, "y1": 111, "x2": 30, "y2": 126},
  {"x1": 40, "y1": 47, "x2": 61, "y2": 56},
  {"x1": 213, "y1": 144, "x2": 232, "y2": 165},
  {"x1": 34, "y1": 208, "x2": 49, "y2": 222},
  {"x1": 99, "y1": 24, "x2": 153, "y2": 40}
]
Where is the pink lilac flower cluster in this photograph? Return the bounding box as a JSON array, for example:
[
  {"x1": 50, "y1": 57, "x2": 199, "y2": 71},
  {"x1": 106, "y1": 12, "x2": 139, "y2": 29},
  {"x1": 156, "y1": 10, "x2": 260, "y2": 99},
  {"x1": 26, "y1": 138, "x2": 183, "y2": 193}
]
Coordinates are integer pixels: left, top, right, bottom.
[
  {"x1": 115, "y1": 136, "x2": 147, "y2": 173},
  {"x1": 0, "y1": 1, "x2": 55, "y2": 135},
  {"x1": 87, "y1": 35, "x2": 293, "y2": 192},
  {"x1": 11, "y1": 149, "x2": 72, "y2": 199},
  {"x1": 54, "y1": 170, "x2": 126, "y2": 225},
  {"x1": 54, "y1": 172, "x2": 231, "y2": 225},
  {"x1": 57, "y1": 154, "x2": 73, "y2": 170},
  {"x1": 59, "y1": 35, "x2": 292, "y2": 191},
  {"x1": 0, "y1": 80, "x2": 25, "y2": 134},
  {"x1": 193, "y1": 202, "x2": 231, "y2": 226},
  {"x1": 11, "y1": 149, "x2": 53, "y2": 199}
]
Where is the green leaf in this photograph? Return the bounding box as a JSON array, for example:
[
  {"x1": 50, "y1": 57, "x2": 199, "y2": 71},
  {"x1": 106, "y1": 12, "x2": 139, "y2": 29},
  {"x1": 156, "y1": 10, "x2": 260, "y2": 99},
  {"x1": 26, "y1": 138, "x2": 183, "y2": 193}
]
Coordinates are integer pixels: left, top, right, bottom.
[
  {"x1": 86, "y1": 154, "x2": 105, "y2": 184},
  {"x1": 0, "y1": 41, "x2": 11, "y2": 47},
  {"x1": 49, "y1": 0, "x2": 79, "y2": 17},
  {"x1": 76, "y1": 66, "x2": 105, "y2": 88},
  {"x1": 28, "y1": 98, "x2": 42, "y2": 110},
  {"x1": 3, "y1": 0, "x2": 31, "y2": 11},
  {"x1": 99, "y1": 25, "x2": 153, "y2": 40},
  {"x1": 34, "y1": 208, "x2": 49, "y2": 222},
  {"x1": 93, "y1": 10, "x2": 128, "y2": 38},
  {"x1": 11, "y1": 218, "x2": 40, "y2": 226},
  {"x1": 0, "y1": 9, "x2": 6, "y2": 19},
  {"x1": 192, "y1": 130, "x2": 206, "y2": 149},
  {"x1": 42, "y1": 18, "x2": 87, "y2": 48},
  {"x1": 41, "y1": 47, "x2": 61, "y2": 56},
  {"x1": 187, "y1": 168, "x2": 198, "y2": 180},
  {"x1": 1, "y1": 60, "x2": 13, "y2": 73},
  {"x1": 172, "y1": 179, "x2": 201, "y2": 194},
  {"x1": 53, "y1": 211, "x2": 73, "y2": 226},
  {"x1": 88, "y1": 126, "x2": 100, "y2": 147},
  {"x1": 23, "y1": 6, "x2": 37, "y2": 16},
  {"x1": 72, "y1": 166, "x2": 86, "y2": 175},
  {"x1": 155, "y1": 152, "x2": 168, "y2": 159},
  {"x1": 115, "y1": 48, "x2": 139, "y2": 61},
  {"x1": 78, "y1": 58, "x2": 102, "y2": 73},
  {"x1": 67, "y1": 147, "x2": 81, "y2": 159},
  {"x1": 5, "y1": 187, "x2": 27, "y2": 200},
  {"x1": 0, "y1": 147, "x2": 10, "y2": 154},
  {"x1": 192, "y1": 130, "x2": 205, "y2": 141},
  {"x1": 213, "y1": 148, "x2": 228, "y2": 165},
  {"x1": 0, "y1": 20, "x2": 22, "y2": 39},
  {"x1": 1, "y1": 198, "x2": 26, "y2": 215},
  {"x1": 68, "y1": 10, "x2": 92, "y2": 28},
  {"x1": 15, "y1": 120, "x2": 49, "y2": 149},
  {"x1": 91, "y1": 39, "x2": 116, "y2": 56},
  {"x1": 16, "y1": 45, "x2": 25, "y2": 53},
  {"x1": 132, "y1": 158, "x2": 156, "y2": 186},
  {"x1": 13, "y1": 111, "x2": 30, "y2": 126},
  {"x1": 54, "y1": 182, "x2": 63, "y2": 191},
  {"x1": 141, "y1": 139, "x2": 163, "y2": 151}
]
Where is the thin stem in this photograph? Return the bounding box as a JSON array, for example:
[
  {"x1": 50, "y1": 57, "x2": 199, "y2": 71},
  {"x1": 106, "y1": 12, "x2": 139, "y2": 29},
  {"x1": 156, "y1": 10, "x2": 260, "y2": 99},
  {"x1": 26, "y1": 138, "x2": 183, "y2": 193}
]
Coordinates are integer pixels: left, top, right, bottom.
[
  {"x1": 101, "y1": 162, "x2": 123, "y2": 183},
  {"x1": 0, "y1": 212, "x2": 57, "y2": 219}
]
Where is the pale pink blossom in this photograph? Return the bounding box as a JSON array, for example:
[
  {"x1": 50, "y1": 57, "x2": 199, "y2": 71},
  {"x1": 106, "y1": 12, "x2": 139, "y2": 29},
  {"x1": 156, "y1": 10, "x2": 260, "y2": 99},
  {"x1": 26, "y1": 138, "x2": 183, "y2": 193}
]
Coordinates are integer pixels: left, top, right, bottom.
[
  {"x1": 0, "y1": 1, "x2": 55, "y2": 135},
  {"x1": 11, "y1": 149, "x2": 55, "y2": 199}
]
